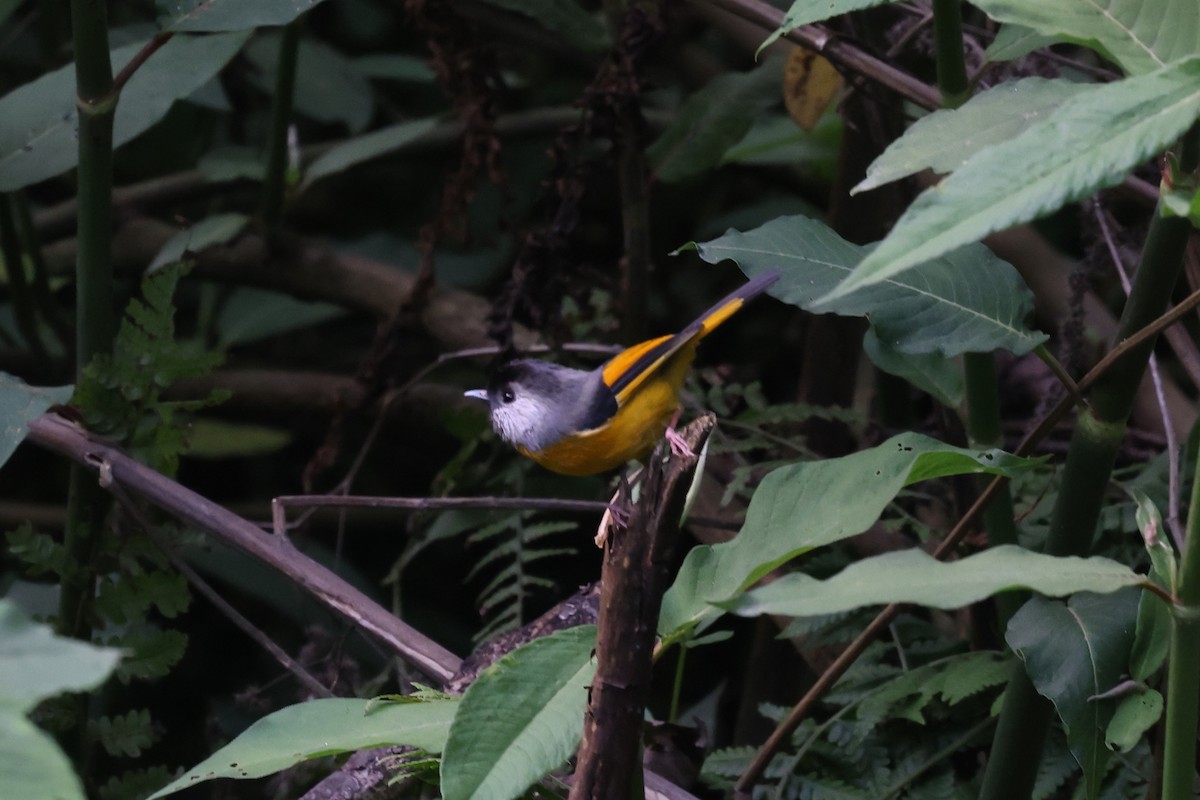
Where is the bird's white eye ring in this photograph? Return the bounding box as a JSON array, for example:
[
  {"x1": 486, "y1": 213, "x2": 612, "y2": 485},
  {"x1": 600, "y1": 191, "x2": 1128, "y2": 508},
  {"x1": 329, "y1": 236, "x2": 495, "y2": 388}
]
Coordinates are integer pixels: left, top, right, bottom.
[{"x1": 502, "y1": 388, "x2": 515, "y2": 403}]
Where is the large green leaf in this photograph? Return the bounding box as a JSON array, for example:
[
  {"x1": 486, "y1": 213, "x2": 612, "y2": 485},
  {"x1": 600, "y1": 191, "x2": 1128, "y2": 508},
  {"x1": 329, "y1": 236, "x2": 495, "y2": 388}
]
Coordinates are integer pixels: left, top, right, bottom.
[
  {"x1": 0, "y1": 600, "x2": 122, "y2": 713},
  {"x1": 647, "y1": 59, "x2": 782, "y2": 183},
  {"x1": 757, "y1": 0, "x2": 895, "y2": 52},
  {"x1": 722, "y1": 546, "x2": 1144, "y2": 618},
  {"x1": 1007, "y1": 592, "x2": 1140, "y2": 800},
  {"x1": 829, "y1": 57, "x2": 1200, "y2": 300},
  {"x1": 0, "y1": 712, "x2": 85, "y2": 800},
  {"x1": 441, "y1": 625, "x2": 596, "y2": 800},
  {"x1": 854, "y1": 78, "x2": 1092, "y2": 194},
  {"x1": 862, "y1": 328, "x2": 964, "y2": 409},
  {"x1": 147, "y1": 696, "x2": 458, "y2": 799},
  {"x1": 303, "y1": 118, "x2": 439, "y2": 188},
  {"x1": 686, "y1": 215, "x2": 1046, "y2": 356},
  {"x1": 0, "y1": 31, "x2": 250, "y2": 191},
  {"x1": 985, "y1": 24, "x2": 1060, "y2": 62},
  {"x1": 658, "y1": 434, "x2": 1041, "y2": 640},
  {"x1": 148, "y1": 213, "x2": 249, "y2": 272},
  {"x1": 479, "y1": 0, "x2": 610, "y2": 53},
  {"x1": 973, "y1": 0, "x2": 1200, "y2": 77},
  {"x1": 0, "y1": 374, "x2": 72, "y2": 471},
  {"x1": 161, "y1": 0, "x2": 332, "y2": 32},
  {"x1": 246, "y1": 34, "x2": 373, "y2": 134}
]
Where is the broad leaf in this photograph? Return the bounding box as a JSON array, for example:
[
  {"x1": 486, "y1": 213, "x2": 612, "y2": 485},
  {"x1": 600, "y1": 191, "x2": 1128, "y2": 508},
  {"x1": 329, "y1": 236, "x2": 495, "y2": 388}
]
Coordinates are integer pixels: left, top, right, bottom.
[
  {"x1": 441, "y1": 625, "x2": 596, "y2": 800},
  {"x1": 758, "y1": 0, "x2": 894, "y2": 52},
  {"x1": 862, "y1": 328, "x2": 964, "y2": 408},
  {"x1": 1105, "y1": 690, "x2": 1163, "y2": 752},
  {"x1": 479, "y1": 0, "x2": 610, "y2": 53},
  {"x1": 216, "y1": 287, "x2": 345, "y2": 347},
  {"x1": 854, "y1": 78, "x2": 1091, "y2": 194},
  {"x1": 161, "y1": 0, "x2": 332, "y2": 32},
  {"x1": 830, "y1": 58, "x2": 1200, "y2": 299},
  {"x1": 0, "y1": 712, "x2": 85, "y2": 800},
  {"x1": 246, "y1": 34, "x2": 373, "y2": 134},
  {"x1": 147, "y1": 696, "x2": 458, "y2": 799},
  {"x1": 0, "y1": 600, "x2": 122, "y2": 713},
  {"x1": 303, "y1": 118, "x2": 439, "y2": 188},
  {"x1": 0, "y1": 375, "x2": 72, "y2": 472},
  {"x1": 647, "y1": 59, "x2": 783, "y2": 183},
  {"x1": 1007, "y1": 591, "x2": 1140, "y2": 800},
  {"x1": 658, "y1": 433, "x2": 1041, "y2": 639},
  {"x1": 0, "y1": 31, "x2": 250, "y2": 191},
  {"x1": 148, "y1": 213, "x2": 249, "y2": 273},
  {"x1": 685, "y1": 215, "x2": 1047, "y2": 356},
  {"x1": 986, "y1": 24, "x2": 1060, "y2": 62},
  {"x1": 723, "y1": 546, "x2": 1144, "y2": 618},
  {"x1": 973, "y1": 0, "x2": 1200, "y2": 77}
]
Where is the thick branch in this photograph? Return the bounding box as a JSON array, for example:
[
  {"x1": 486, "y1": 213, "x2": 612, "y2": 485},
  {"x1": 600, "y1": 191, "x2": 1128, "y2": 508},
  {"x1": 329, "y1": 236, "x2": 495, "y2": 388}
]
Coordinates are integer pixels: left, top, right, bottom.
[{"x1": 570, "y1": 414, "x2": 716, "y2": 800}]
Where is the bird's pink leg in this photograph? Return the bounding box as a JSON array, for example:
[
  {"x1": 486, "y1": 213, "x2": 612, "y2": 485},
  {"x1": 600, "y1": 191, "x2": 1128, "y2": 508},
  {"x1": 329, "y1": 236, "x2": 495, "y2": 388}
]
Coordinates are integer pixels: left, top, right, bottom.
[{"x1": 663, "y1": 407, "x2": 694, "y2": 458}]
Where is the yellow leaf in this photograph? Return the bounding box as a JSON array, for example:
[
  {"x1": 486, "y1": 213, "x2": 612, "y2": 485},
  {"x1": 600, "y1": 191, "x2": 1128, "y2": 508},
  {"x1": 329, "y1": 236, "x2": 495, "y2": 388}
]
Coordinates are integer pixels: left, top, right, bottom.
[{"x1": 783, "y1": 47, "x2": 842, "y2": 131}]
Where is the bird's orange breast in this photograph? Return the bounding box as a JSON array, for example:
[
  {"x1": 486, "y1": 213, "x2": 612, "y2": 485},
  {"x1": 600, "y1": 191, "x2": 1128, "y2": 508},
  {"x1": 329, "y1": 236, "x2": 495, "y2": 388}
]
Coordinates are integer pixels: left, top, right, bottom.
[{"x1": 520, "y1": 341, "x2": 698, "y2": 476}]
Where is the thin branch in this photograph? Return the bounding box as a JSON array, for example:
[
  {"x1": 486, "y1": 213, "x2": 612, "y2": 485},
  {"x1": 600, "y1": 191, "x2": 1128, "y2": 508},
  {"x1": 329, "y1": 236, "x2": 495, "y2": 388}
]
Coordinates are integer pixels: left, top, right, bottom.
[
  {"x1": 111, "y1": 31, "x2": 174, "y2": 94},
  {"x1": 27, "y1": 413, "x2": 463, "y2": 684}
]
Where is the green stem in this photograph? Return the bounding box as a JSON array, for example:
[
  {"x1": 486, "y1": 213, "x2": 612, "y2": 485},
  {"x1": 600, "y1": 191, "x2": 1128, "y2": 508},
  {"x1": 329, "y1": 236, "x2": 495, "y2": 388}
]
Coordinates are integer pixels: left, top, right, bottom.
[
  {"x1": 0, "y1": 194, "x2": 47, "y2": 359},
  {"x1": 60, "y1": 0, "x2": 115, "y2": 650},
  {"x1": 1162, "y1": 446, "x2": 1200, "y2": 800},
  {"x1": 14, "y1": 193, "x2": 71, "y2": 354},
  {"x1": 931, "y1": 0, "x2": 969, "y2": 107},
  {"x1": 668, "y1": 644, "x2": 685, "y2": 723},
  {"x1": 260, "y1": 20, "x2": 301, "y2": 229}
]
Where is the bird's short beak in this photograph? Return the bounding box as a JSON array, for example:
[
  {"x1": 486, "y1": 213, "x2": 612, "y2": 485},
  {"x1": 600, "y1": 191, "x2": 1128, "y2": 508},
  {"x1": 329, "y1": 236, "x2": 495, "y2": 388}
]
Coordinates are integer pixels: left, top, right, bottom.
[{"x1": 464, "y1": 389, "x2": 488, "y2": 402}]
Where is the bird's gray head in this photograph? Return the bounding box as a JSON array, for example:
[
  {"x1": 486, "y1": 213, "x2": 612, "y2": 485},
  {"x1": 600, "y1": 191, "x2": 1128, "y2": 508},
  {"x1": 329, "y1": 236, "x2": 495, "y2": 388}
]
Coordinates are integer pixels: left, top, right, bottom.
[{"x1": 464, "y1": 359, "x2": 592, "y2": 452}]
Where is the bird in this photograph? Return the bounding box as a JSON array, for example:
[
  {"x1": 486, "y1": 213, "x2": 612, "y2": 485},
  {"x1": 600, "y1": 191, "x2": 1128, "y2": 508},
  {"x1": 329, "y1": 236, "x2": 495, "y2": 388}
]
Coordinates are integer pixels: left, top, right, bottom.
[{"x1": 465, "y1": 269, "x2": 779, "y2": 476}]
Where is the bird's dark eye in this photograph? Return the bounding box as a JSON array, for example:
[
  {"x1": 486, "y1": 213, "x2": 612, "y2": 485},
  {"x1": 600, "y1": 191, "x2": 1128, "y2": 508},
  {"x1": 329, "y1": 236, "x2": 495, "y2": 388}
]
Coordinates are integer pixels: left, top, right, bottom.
[{"x1": 501, "y1": 387, "x2": 515, "y2": 404}]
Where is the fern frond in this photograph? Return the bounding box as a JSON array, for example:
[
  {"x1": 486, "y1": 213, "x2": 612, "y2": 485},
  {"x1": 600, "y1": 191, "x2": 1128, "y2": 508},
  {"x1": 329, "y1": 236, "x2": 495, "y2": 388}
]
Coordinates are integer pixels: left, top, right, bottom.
[
  {"x1": 108, "y1": 627, "x2": 188, "y2": 684},
  {"x1": 90, "y1": 709, "x2": 156, "y2": 758}
]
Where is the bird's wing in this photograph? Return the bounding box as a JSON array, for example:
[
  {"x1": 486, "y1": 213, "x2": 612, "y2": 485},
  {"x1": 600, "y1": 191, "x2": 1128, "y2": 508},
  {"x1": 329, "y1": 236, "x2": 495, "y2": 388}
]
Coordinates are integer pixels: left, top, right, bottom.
[{"x1": 602, "y1": 269, "x2": 779, "y2": 406}]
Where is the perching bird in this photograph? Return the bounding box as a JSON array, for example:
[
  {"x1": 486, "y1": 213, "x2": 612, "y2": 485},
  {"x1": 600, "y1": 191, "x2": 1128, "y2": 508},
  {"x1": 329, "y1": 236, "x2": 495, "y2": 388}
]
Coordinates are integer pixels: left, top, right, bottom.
[{"x1": 465, "y1": 270, "x2": 779, "y2": 476}]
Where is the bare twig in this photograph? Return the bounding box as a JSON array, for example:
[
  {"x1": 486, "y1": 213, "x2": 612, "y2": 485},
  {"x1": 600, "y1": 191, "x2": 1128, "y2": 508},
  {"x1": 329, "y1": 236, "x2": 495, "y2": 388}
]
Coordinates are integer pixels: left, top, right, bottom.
[{"x1": 26, "y1": 413, "x2": 462, "y2": 684}]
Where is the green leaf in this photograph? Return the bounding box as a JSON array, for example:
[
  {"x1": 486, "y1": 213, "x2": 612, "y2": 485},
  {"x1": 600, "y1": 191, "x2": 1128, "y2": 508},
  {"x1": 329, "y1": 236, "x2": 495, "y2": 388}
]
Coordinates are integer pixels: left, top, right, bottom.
[
  {"x1": 353, "y1": 54, "x2": 436, "y2": 82},
  {"x1": 1007, "y1": 591, "x2": 1140, "y2": 800},
  {"x1": 985, "y1": 24, "x2": 1060, "y2": 62},
  {"x1": 723, "y1": 546, "x2": 1144, "y2": 618},
  {"x1": 647, "y1": 59, "x2": 783, "y2": 183},
  {"x1": 109, "y1": 629, "x2": 188, "y2": 684},
  {"x1": 685, "y1": 215, "x2": 1047, "y2": 356},
  {"x1": 857, "y1": 651, "x2": 1010, "y2": 725},
  {"x1": 758, "y1": 0, "x2": 893, "y2": 52},
  {"x1": 441, "y1": 625, "x2": 596, "y2": 800},
  {"x1": 0, "y1": 600, "x2": 123, "y2": 714},
  {"x1": 830, "y1": 57, "x2": 1200, "y2": 299},
  {"x1": 972, "y1": 0, "x2": 1200, "y2": 76},
  {"x1": 658, "y1": 433, "x2": 1041, "y2": 639},
  {"x1": 0, "y1": 373, "x2": 71, "y2": 470},
  {"x1": 1105, "y1": 689, "x2": 1162, "y2": 752},
  {"x1": 862, "y1": 328, "x2": 964, "y2": 408},
  {"x1": 0, "y1": 711, "x2": 85, "y2": 800},
  {"x1": 1129, "y1": 590, "x2": 1171, "y2": 682},
  {"x1": 302, "y1": 117, "x2": 439, "y2": 188},
  {"x1": 1131, "y1": 490, "x2": 1177, "y2": 594},
  {"x1": 147, "y1": 696, "x2": 458, "y2": 799},
  {"x1": 160, "y1": 0, "x2": 332, "y2": 31},
  {"x1": 216, "y1": 287, "x2": 345, "y2": 347},
  {"x1": 0, "y1": 32, "x2": 250, "y2": 191},
  {"x1": 91, "y1": 709, "x2": 156, "y2": 758},
  {"x1": 853, "y1": 78, "x2": 1092, "y2": 194},
  {"x1": 478, "y1": 0, "x2": 610, "y2": 53},
  {"x1": 147, "y1": 213, "x2": 248, "y2": 273}
]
